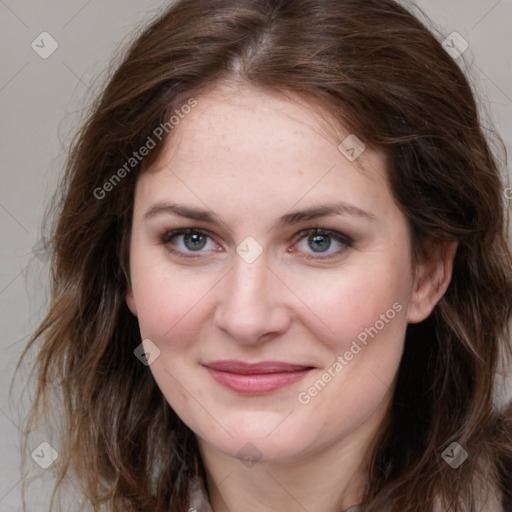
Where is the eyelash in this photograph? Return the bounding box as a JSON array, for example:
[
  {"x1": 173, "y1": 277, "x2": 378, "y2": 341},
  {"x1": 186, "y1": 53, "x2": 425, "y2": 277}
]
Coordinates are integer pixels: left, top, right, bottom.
[{"x1": 160, "y1": 227, "x2": 354, "y2": 261}]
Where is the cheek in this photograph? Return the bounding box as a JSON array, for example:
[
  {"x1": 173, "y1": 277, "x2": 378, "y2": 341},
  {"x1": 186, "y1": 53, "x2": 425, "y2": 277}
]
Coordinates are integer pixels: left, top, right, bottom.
[
  {"x1": 129, "y1": 264, "x2": 216, "y2": 421},
  {"x1": 129, "y1": 251, "x2": 222, "y2": 357},
  {"x1": 289, "y1": 258, "x2": 411, "y2": 351},
  {"x1": 292, "y1": 266, "x2": 408, "y2": 437},
  {"x1": 287, "y1": 256, "x2": 411, "y2": 415}
]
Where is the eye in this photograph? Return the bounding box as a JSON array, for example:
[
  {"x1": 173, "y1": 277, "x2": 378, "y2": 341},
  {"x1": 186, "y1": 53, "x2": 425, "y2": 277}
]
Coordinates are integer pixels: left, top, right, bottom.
[
  {"x1": 160, "y1": 227, "x2": 354, "y2": 261},
  {"x1": 161, "y1": 228, "x2": 219, "y2": 256},
  {"x1": 291, "y1": 228, "x2": 353, "y2": 259}
]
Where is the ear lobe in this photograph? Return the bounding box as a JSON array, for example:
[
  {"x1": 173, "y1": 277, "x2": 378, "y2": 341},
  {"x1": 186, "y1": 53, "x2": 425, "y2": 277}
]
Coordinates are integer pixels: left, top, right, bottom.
[
  {"x1": 126, "y1": 283, "x2": 138, "y2": 317},
  {"x1": 407, "y1": 240, "x2": 458, "y2": 324}
]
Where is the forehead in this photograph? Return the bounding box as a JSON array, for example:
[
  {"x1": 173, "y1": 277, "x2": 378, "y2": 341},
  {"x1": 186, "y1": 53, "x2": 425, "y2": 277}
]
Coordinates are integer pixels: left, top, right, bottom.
[
  {"x1": 165, "y1": 82, "x2": 381, "y2": 168},
  {"x1": 135, "y1": 82, "x2": 392, "y2": 224}
]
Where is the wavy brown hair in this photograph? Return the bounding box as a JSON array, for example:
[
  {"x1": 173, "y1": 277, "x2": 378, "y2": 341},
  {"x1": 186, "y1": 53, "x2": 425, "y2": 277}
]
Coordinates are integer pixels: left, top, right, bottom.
[{"x1": 19, "y1": 0, "x2": 512, "y2": 510}]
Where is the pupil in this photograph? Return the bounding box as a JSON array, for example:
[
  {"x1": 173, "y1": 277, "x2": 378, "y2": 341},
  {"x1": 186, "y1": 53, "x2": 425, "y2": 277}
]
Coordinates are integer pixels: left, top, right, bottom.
[
  {"x1": 310, "y1": 234, "x2": 331, "y2": 252},
  {"x1": 185, "y1": 232, "x2": 206, "y2": 250}
]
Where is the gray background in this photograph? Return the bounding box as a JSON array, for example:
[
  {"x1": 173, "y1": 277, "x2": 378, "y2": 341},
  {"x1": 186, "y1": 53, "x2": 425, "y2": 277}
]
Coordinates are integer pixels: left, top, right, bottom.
[{"x1": 1, "y1": 0, "x2": 511, "y2": 510}]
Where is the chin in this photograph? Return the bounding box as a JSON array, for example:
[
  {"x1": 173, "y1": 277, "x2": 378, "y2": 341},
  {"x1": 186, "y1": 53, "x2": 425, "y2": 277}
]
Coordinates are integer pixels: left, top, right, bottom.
[{"x1": 195, "y1": 413, "x2": 321, "y2": 465}]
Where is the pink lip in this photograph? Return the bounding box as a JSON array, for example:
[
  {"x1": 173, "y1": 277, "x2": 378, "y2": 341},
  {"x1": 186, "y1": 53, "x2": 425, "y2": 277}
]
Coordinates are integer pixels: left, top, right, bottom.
[{"x1": 203, "y1": 360, "x2": 314, "y2": 394}]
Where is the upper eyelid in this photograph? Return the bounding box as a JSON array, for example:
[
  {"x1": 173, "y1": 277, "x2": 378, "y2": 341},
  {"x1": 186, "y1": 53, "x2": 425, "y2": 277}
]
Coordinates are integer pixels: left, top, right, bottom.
[{"x1": 163, "y1": 227, "x2": 221, "y2": 245}]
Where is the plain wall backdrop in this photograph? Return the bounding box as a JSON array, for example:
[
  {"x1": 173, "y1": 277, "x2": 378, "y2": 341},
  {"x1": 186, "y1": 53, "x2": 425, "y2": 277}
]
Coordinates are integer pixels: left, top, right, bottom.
[{"x1": 1, "y1": 0, "x2": 511, "y2": 510}]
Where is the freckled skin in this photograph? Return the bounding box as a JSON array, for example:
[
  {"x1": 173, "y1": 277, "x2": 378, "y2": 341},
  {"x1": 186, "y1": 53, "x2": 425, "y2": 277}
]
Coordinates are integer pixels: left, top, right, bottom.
[{"x1": 126, "y1": 83, "x2": 453, "y2": 511}]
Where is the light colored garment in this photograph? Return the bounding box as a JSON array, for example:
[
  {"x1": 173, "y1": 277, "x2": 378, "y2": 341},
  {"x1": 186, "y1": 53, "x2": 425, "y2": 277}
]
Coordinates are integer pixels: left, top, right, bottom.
[
  {"x1": 186, "y1": 475, "x2": 362, "y2": 512},
  {"x1": 187, "y1": 474, "x2": 505, "y2": 512}
]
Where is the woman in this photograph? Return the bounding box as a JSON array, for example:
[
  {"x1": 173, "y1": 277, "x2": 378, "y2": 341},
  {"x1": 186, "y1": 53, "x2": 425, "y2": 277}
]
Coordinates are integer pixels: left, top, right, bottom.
[{"x1": 21, "y1": 0, "x2": 512, "y2": 510}]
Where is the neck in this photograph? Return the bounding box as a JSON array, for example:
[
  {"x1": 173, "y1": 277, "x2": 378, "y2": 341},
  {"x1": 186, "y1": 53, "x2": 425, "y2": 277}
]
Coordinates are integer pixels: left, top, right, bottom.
[
  {"x1": 195, "y1": 405, "x2": 387, "y2": 512},
  {"x1": 200, "y1": 441, "x2": 366, "y2": 512}
]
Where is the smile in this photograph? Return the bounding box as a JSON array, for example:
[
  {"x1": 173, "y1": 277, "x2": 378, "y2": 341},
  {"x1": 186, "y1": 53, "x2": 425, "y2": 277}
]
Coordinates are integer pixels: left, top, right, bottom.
[{"x1": 203, "y1": 360, "x2": 315, "y2": 394}]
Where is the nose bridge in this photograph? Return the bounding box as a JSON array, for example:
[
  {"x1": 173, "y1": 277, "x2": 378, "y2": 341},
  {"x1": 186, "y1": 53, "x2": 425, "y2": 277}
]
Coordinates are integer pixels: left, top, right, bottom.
[{"x1": 214, "y1": 254, "x2": 289, "y2": 342}]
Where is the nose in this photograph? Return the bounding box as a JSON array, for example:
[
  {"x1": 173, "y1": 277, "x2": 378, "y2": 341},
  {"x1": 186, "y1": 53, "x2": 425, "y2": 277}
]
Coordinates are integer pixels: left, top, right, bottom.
[{"x1": 213, "y1": 254, "x2": 291, "y2": 345}]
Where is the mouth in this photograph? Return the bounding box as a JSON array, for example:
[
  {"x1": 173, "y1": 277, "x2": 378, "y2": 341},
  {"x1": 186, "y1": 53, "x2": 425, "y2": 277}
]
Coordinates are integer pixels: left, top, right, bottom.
[{"x1": 202, "y1": 360, "x2": 315, "y2": 394}]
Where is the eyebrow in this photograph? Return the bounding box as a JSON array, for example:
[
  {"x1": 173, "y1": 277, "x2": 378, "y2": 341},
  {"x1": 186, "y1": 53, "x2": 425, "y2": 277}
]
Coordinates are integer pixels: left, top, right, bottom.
[{"x1": 143, "y1": 201, "x2": 377, "y2": 228}]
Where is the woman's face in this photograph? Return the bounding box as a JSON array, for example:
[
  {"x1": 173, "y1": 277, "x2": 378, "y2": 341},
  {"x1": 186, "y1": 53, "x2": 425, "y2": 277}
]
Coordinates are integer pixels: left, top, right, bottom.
[{"x1": 126, "y1": 83, "x2": 427, "y2": 465}]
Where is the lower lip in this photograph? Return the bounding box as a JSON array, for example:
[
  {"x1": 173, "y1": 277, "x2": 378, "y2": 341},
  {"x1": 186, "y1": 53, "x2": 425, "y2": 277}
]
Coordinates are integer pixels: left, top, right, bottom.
[{"x1": 205, "y1": 367, "x2": 312, "y2": 394}]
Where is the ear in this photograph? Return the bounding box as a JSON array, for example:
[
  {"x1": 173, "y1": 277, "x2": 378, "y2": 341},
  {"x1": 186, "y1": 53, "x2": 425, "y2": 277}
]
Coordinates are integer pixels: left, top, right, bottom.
[
  {"x1": 126, "y1": 282, "x2": 138, "y2": 317},
  {"x1": 407, "y1": 239, "x2": 458, "y2": 324}
]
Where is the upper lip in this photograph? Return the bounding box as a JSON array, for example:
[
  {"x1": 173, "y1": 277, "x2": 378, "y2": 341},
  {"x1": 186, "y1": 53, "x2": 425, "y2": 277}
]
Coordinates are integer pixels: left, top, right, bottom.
[{"x1": 203, "y1": 360, "x2": 313, "y2": 374}]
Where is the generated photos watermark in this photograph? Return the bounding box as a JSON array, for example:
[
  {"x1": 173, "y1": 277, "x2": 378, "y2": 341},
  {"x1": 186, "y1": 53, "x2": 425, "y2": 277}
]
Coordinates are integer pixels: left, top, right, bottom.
[
  {"x1": 442, "y1": 31, "x2": 468, "y2": 60},
  {"x1": 237, "y1": 441, "x2": 263, "y2": 468},
  {"x1": 93, "y1": 97, "x2": 198, "y2": 200},
  {"x1": 338, "y1": 134, "x2": 366, "y2": 161},
  {"x1": 134, "y1": 338, "x2": 161, "y2": 366},
  {"x1": 31, "y1": 31, "x2": 59, "y2": 59},
  {"x1": 31, "y1": 441, "x2": 59, "y2": 469},
  {"x1": 441, "y1": 442, "x2": 468, "y2": 469},
  {"x1": 297, "y1": 301, "x2": 403, "y2": 405}
]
